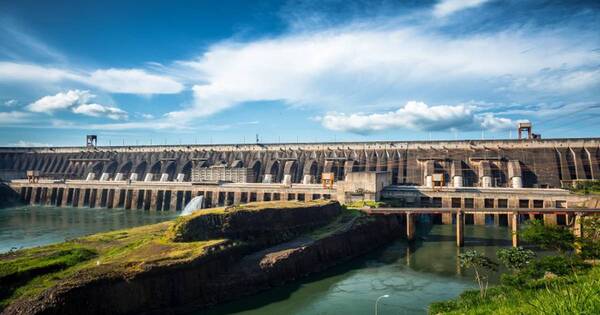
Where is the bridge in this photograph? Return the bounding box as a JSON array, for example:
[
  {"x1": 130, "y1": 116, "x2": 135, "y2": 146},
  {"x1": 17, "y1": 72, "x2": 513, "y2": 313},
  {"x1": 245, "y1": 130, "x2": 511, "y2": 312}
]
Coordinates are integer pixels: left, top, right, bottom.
[{"x1": 364, "y1": 207, "x2": 600, "y2": 248}]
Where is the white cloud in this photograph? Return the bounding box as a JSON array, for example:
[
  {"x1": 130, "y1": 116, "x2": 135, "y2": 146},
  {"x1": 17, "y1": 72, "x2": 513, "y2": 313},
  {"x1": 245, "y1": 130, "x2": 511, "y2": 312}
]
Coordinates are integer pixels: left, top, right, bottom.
[
  {"x1": 86, "y1": 69, "x2": 183, "y2": 94},
  {"x1": 72, "y1": 103, "x2": 128, "y2": 120},
  {"x1": 433, "y1": 0, "x2": 490, "y2": 18},
  {"x1": 27, "y1": 90, "x2": 128, "y2": 120},
  {"x1": 0, "y1": 111, "x2": 31, "y2": 124},
  {"x1": 319, "y1": 101, "x2": 519, "y2": 134},
  {"x1": 27, "y1": 90, "x2": 92, "y2": 113},
  {"x1": 163, "y1": 24, "x2": 599, "y2": 122},
  {"x1": 0, "y1": 62, "x2": 183, "y2": 95},
  {"x1": 8, "y1": 140, "x2": 51, "y2": 147},
  {"x1": 0, "y1": 62, "x2": 80, "y2": 83},
  {"x1": 3, "y1": 99, "x2": 18, "y2": 107}
]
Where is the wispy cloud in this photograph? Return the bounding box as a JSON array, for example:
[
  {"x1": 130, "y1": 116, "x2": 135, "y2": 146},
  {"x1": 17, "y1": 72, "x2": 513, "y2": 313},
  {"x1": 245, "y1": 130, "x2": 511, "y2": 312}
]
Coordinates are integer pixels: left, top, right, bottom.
[
  {"x1": 0, "y1": 111, "x2": 31, "y2": 124},
  {"x1": 0, "y1": 62, "x2": 184, "y2": 95},
  {"x1": 163, "y1": 21, "x2": 599, "y2": 128},
  {"x1": 433, "y1": 0, "x2": 490, "y2": 18}
]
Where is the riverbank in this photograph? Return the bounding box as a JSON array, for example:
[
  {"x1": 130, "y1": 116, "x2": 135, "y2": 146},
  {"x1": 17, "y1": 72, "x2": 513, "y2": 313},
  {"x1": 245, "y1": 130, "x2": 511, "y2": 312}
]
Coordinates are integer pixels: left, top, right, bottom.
[
  {"x1": 0, "y1": 200, "x2": 401, "y2": 314},
  {"x1": 430, "y1": 264, "x2": 600, "y2": 314}
]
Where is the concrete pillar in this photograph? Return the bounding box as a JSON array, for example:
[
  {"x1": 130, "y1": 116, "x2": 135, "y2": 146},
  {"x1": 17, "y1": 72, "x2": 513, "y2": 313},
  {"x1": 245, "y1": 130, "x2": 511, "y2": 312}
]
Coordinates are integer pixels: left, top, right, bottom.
[
  {"x1": 456, "y1": 210, "x2": 464, "y2": 247},
  {"x1": 257, "y1": 192, "x2": 265, "y2": 202},
  {"x1": 78, "y1": 189, "x2": 87, "y2": 208},
  {"x1": 111, "y1": 189, "x2": 120, "y2": 208},
  {"x1": 61, "y1": 188, "x2": 69, "y2": 206},
  {"x1": 233, "y1": 192, "x2": 242, "y2": 205},
  {"x1": 282, "y1": 174, "x2": 292, "y2": 186},
  {"x1": 149, "y1": 190, "x2": 157, "y2": 211},
  {"x1": 170, "y1": 191, "x2": 179, "y2": 211},
  {"x1": 99, "y1": 173, "x2": 110, "y2": 181},
  {"x1": 302, "y1": 175, "x2": 313, "y2": 184},
  {"x1": 406, "y1": 213, "x2": 416, "y2": 241},
  {"x1": 544, "y1": 214, "x2": 558, "y2": 226},
  {"x1": 511, "y1": 176, "x2": 523, "y2": 188},
  {"x1": 263, "y1": 174, "x2": 273, "y2": 183},
  {"x1": 114, "y1": 173, "x2": 124, "y2": 181},
  {"x1": 129, "y1": 173, "x2": 138, "y2": 181},
  {"x1": 573, "y1": 213, "x2": 583, "y2": 253},
  {"x1": 176, "y1": 173, "x2": 185, "y2": 182},
  {"x1": 474, "y1": 213, "x2": 486, "y2": 225},
  {"x1": 442, "y1": 213, "x2": 453, "y2": 225},
  {"x1": 494, "y1": 214, "x2": 500, "y2": 226},
  {"x1": 481, "y1": 176, "x2": 492, "y2": 188},
  {"x1": 305, "y1": 193, "x2": 313, "y2": 202},
  {"x1": 453, "y1": 176, "x2": 463, "y2": 188},
  {"x1": 159, "y1": 173, "x2": 169, "y2": 182},
  {"x1": 211, "y1": 191, "x2": 219, "y2": 208},
  {"x1": 511, "y1": 212, "x2": 519, "y2": 247},
  {"x1": 95, "y1": 189, "x2": 103, "y2": 208},
  {"x1": 425, "y1": 175, "x2": 433, "y2": 188},
  {"x1": 144, "y1": 173, "x2": 154, "y2": 182},
  {"x1": 86, "y1": 173, "x2": 95, "y2": 181}
]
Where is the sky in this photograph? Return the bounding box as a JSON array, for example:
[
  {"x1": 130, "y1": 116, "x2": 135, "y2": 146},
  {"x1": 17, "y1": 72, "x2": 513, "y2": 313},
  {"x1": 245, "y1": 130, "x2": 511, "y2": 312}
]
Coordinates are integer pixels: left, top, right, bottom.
[{"x1": 0, "y1": 0, "x2": 599, "y2": 147}]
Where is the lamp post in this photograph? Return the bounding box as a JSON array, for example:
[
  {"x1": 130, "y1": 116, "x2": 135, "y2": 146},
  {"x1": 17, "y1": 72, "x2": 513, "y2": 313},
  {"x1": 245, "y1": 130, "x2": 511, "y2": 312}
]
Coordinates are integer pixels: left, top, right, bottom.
[{"x1": 375, "y1": 294, "x2": 389, "y2": 315}]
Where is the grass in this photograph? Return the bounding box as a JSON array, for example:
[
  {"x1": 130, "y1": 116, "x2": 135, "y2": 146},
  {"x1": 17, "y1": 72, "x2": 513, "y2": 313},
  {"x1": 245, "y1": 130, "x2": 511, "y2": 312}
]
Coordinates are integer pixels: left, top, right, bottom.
[
  {"x1": 345, "y1": 200, "x2": 385, "y2": 208},
  {"x1": 429, "y1": 265, "x2": 600, "y2": 314},
  {"x1": 568, "y1": 180, "x2": 600, "y2": 195},
  {"x1": 0, "y1": 220, "x2": 225, "y2": 308},
  {"x1": 197, "y1": 199, "x2": 334, "y2": 215},
  {"x1": 0, "y1": 200, "x2": 339, "y2": 309},
  {"x1": 308, "y1": 208, "x2": 365, "y2": 239}
]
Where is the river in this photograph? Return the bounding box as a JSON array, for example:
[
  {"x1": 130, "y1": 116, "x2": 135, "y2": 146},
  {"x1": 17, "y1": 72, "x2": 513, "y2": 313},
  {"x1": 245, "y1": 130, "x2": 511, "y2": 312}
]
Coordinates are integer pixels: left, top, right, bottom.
[{"x1": 1, "y1": 206, "x2": 515, "y2": 314}]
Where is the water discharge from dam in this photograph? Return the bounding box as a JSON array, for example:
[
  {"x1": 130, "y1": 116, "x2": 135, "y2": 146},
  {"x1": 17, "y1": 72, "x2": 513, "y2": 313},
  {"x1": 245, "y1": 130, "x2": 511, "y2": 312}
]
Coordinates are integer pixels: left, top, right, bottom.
[
  {"x1": 0, "y1": 207, "x2": 516, "y2": 314},
  {"x1": 181, "y1": 196, "x2": 204, "y2": 216}
]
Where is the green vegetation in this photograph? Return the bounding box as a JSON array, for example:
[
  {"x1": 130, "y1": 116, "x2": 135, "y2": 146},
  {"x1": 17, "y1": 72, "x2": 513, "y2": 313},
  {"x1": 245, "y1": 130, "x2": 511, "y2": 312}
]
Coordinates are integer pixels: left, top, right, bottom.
[
  {"x1": 0, "y1": 200, "x2": 350, "y2": 310},
  {"x1": 458, "y1": 250, "x2": 498, "y2": 298},
  {"x1": 569, "y1": 180, "x2": 600, "y2": 195},
  {"x1": 345, "y1": 200, "x2": 385, "y2": 208},
  {"x1": 520, "y1": 220, "x2": 575, "y2": 253},
  {"x1": 430, "y1": 216, "x2": 600, "y2": 314}
]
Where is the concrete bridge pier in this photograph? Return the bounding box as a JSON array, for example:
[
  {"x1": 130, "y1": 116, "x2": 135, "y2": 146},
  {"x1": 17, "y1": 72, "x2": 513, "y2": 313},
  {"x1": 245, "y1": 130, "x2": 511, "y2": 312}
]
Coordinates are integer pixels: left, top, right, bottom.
[
  {"x1": 406, "y1": 213, "x2": 416, "y2": 241},
  {"x1": 456, "y1": 210, "x2": 464, "y2": 247},
  {"x1": 511, "y1": 212, "x2": 519, "y2": 247},
  {"x1": 544, "y1": 214, "x2": 558, "y2": 226},
  {"x1": 442, "y1": 213, "x2": 453, "y2": 224}
]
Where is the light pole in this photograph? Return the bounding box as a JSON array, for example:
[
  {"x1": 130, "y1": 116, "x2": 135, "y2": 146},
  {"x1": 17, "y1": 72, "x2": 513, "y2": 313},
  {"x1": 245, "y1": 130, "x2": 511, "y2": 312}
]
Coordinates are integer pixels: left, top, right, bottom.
[{"x1": 375, "y1": 294, "x2": 389, "y2": 315}]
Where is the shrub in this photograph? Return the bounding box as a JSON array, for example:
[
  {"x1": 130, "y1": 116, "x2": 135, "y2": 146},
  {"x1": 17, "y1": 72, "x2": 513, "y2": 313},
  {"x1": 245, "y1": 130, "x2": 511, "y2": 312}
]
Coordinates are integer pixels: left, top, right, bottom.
[
  {"x1": 497, "y1": 247, "x2": 535, "y2": 272},
  {"x1": 521, "y1": 220, "x2": 574, "y2": 253}
]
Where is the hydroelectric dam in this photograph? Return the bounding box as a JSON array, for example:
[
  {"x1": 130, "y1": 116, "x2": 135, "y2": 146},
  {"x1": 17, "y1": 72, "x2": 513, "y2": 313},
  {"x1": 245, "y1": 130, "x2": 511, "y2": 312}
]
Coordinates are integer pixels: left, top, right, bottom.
[{"x1": 2, "y1": 134, "x2": 600, "y2": 247}]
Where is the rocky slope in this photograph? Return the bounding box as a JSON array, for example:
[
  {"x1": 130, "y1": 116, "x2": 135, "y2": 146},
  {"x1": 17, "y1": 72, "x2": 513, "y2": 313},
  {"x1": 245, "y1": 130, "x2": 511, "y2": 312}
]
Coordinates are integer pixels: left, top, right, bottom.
[{"x1": 1, "y1": 201, "x2": 401, "y2": 315}]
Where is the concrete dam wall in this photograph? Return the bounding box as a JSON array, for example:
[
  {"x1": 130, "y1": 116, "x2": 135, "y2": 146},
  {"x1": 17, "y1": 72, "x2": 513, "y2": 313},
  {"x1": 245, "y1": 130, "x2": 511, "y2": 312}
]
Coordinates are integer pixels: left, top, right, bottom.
[{"x1": 1, "y1": 138, "x2": 599, "y2": 188}]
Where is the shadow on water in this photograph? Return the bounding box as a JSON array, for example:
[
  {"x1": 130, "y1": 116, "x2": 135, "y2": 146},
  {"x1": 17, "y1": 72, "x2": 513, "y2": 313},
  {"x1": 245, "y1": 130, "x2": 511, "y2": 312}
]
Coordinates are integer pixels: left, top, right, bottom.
[{"x1": 190, "y1": 219, "x2": 514, "y2": 315}]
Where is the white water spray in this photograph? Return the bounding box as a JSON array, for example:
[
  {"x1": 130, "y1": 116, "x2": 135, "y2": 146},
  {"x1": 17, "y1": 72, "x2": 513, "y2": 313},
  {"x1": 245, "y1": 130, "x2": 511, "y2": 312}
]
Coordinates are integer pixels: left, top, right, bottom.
[{"x1": 180, "y1": 196, "x2": 204, "y2": 216}]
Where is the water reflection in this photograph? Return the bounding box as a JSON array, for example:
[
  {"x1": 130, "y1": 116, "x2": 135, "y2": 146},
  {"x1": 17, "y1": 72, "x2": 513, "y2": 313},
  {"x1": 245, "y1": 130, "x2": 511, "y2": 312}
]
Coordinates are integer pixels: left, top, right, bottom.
[
  {"x1": 191, "y1": 224, "x2": 514, "y2": 315},
  {"x1": 0, "y1": 206, "x2": 178, "y2": 253}
]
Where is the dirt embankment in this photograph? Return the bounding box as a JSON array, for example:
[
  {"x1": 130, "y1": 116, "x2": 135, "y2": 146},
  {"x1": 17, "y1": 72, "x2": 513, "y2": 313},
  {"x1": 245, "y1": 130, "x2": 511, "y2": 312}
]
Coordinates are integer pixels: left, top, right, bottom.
[{"x1": 2, "y1": 203, "x2": 401, "y2": 315}]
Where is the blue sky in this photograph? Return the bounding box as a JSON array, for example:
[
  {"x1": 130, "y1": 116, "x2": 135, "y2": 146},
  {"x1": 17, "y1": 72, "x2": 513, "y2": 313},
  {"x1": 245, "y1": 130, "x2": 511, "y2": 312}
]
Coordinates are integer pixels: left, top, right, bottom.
[{"x1": 0, "y1": 0, "x2": 599, "y2": 146}]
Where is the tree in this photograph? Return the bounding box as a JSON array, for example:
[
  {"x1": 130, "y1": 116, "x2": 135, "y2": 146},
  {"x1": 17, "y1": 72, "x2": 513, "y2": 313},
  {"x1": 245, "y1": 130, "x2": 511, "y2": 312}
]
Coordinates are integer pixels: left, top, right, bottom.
[
  {"x1": 520, "y1": 220, "x2": 574, "y2": 253},
  {"x1": 497, "y1": 247, "x2": 535, "y2": 272},
  {"x1": 579, "y1": 216, "x2": 600, "y2": 259},
  {"x1": 459, "y1": 250, "x2": 498, "y2": 298}
]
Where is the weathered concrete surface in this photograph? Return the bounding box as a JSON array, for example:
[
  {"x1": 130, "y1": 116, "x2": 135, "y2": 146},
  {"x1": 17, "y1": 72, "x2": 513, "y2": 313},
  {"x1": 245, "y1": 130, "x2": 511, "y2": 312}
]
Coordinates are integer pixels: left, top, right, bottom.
[{"x1": 1, "y1": 138, "x2": 599, "y2": 187}]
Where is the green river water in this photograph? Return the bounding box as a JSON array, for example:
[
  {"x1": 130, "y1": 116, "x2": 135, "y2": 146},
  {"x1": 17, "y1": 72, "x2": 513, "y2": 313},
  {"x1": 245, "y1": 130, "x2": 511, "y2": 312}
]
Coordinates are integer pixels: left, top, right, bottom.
[{"x1": 0, "y1": 206, "x2": 516, "y2": 314}]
